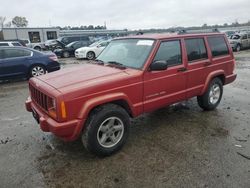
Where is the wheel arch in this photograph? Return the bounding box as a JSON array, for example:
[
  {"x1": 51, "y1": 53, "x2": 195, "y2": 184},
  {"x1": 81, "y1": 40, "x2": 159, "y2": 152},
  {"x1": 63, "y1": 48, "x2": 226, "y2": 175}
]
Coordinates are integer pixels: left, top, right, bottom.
[
  {"x1": 200, "y1": 70, "x2": 225, "y2": 95},
  {"x1": 78, "y1": 93, "x2": 135, "y2": 121}
]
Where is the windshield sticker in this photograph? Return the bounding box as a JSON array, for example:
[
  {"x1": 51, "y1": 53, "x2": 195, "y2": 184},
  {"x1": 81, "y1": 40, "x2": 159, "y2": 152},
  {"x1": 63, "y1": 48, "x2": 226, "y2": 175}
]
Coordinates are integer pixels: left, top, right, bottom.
[{"x1": 136, "y1": 40, "x2": 153, "y2": 46}]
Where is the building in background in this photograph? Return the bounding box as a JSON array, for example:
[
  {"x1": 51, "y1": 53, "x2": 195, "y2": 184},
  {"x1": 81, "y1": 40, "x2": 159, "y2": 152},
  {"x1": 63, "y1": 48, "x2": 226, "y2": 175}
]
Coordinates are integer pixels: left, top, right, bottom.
[{"x1": 0, "y1": 27, "x2": 60, "y2": 43}]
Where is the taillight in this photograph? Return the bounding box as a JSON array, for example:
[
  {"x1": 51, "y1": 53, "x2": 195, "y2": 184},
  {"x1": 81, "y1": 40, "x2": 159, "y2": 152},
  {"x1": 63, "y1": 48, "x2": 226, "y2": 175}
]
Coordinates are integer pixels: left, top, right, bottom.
[{"x1": 49, "y1": 54, "x2": 58, "y2": 62}]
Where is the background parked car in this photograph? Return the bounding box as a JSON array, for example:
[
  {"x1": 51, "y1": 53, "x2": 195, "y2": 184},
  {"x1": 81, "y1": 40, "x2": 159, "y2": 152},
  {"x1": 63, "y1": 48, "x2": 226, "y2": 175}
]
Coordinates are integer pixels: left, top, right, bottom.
[
  {"x1": 0, "y1": 41, "x2": 23, "y2": 47},
  {"x1": 229, "y1": 32, "x2": 250, "y2": 51},
  {"x1": 54, "y1": 41, "x2": 90, "y2": 58},
  {"x1": 57, "y1": 36, "x2": 91, "y2": 46},
  {"x1": 44, "y1": 40, "x2": 65, "y2": 51},
  {"x1": 0, "y1": 46, "x2": 60, "y2": 80},
  {"x1": 75, "y1": 40, "x2": 111, "y2": 60}
]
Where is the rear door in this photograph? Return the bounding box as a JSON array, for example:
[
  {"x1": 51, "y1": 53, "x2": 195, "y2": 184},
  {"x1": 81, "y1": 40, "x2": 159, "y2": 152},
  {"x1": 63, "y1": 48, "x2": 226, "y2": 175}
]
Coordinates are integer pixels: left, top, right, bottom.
[
  {"x1": 241, "y1": 34, "x2": 248, "y2": 48},
  {"x1": 184, "y1": 37, "x2": 210, "y2": 98},
  {"x1": 143, "y1": 39, "x2": 187, "y2": 112},
  {"x1": 0, "y1": 48, "x2": 32, "y2": 78}
]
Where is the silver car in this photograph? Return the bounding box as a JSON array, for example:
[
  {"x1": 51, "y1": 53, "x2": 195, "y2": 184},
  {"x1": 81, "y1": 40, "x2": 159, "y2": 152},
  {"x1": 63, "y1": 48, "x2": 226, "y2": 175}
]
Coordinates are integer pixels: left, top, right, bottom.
[{"x1": 229, "y1": 32, "x2": 250, "y2": 51}]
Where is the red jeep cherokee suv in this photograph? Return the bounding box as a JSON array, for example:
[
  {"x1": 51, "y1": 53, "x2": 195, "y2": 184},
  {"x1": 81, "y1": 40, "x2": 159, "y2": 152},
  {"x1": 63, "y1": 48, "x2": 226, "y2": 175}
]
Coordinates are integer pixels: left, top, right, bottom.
[{"x1": 26, "y1": 33, "x2": 236, "y2": 156}]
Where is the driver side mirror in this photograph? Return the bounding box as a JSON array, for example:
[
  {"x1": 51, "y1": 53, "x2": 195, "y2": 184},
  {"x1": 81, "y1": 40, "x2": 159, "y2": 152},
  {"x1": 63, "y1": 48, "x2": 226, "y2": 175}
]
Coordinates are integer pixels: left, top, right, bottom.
[
  {"x1": 149, "y1": 60, "x2": 168, "y2": 71},
  {"x1": 97, "y1": 44, "x2": 101, "y2": 48}
]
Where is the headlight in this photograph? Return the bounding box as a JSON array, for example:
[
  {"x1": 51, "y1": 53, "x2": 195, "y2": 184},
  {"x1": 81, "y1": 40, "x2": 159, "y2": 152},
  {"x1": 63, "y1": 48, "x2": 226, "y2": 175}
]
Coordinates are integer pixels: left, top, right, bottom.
[{"x1": 48, "y1": 97, "x2": 57, "y2": 119}]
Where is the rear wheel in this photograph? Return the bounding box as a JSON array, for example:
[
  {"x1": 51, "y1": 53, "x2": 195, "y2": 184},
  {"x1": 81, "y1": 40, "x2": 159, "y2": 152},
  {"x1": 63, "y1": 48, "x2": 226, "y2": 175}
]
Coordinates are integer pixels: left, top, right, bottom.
[
  {"x1": 30, "y1": 65, "x2": 46, "y2": 77},
  {"x1": 63, "y1": 51, "x2": 70, "y2": 58},
  {"x1": 197, "y1": 78, "x2": 223, "y2": 111},
  {"x1": 86, "y1": 51, "x2": 95, "y2": 60},
  {"x1": 82, "y1": 104, "x2": 130, "y2": 157},
  {"x1": 236, "y1": 44, "x2": 241, "y2": 52}
]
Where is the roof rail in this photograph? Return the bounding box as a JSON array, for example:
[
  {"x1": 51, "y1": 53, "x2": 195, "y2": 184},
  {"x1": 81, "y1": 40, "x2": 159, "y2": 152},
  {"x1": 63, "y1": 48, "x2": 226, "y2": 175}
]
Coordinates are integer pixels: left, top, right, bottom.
[{"x1": 178, "y1": 28, "x2": 220, "y2": 35}]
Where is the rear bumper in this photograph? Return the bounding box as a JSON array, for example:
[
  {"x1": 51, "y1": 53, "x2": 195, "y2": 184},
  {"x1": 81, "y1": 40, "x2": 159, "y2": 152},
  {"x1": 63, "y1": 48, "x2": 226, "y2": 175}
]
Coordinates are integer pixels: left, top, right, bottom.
[
  {"x1": 225, "y1": 73, "x2": 237, "y2": 85},
  {"x1": 25, "y1": 98, "x2": 86, "y2": 141}
]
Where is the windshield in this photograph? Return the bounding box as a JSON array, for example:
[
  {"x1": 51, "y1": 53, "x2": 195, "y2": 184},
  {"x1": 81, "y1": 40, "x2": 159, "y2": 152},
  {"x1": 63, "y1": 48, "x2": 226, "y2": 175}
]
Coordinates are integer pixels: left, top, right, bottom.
[
  {"x1": 65, "y1": 42, "x2": 77, "y2": 47},
  {"x1": 97, "y1": 39, "x2": 155, "y2": 69},
  {"x1": 89, "y1": 41, "x2": 102, "y2": 47}
]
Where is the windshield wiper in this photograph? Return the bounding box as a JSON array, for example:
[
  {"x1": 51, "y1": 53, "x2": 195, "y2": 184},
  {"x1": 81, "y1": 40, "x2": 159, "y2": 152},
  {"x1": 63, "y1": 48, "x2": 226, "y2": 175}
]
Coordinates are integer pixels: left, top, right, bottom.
[{"x1": 107, "y1": 61, "x2": 127, "y2": 69}]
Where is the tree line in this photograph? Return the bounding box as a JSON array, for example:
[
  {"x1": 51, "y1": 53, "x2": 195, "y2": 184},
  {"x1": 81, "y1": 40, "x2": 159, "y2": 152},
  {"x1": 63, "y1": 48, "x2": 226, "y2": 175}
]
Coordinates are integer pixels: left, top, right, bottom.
[{"x1": 1, "y1": 15, "x2": 249, "y2": 31}]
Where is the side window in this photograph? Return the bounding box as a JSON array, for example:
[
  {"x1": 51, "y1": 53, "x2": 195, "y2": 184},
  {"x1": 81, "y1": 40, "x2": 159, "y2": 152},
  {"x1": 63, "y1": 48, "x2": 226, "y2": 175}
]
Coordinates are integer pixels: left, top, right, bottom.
[
  {"x1": 0, "y1": 43, "x2": 9, "y2": 46},
  {"x1": 28, "y1": 32, "x2": 41, "y2": 43},
  {"x1": 22, "y1": 50, "x2": 32, "y2": 56},
  {"x1": 185, "y1": 38, "x2": 208, "y2": 62},
  {"x1": 12, "y1": 42, "x2": 22, "y2": 46},
  {"x1": 0, "y1": 49, "x2": 4, "y2": 59},
  {"x1": 153, "y1": 40, "x2": 182, "y2": 67},
  {"x1": 208, "y1": 36, "x2": 229, "y2": 57},
  {"x1": 242, "y1": 35, "x2": 247, "y2": 40},
  {"x1": 3, "y1": 49, "x2": 31, "y2": 58}
]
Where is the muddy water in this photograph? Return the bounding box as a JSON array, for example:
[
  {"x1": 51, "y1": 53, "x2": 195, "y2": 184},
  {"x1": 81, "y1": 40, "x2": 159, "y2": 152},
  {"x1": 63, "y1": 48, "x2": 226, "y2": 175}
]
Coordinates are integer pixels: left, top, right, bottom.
[{"x1": 0, "y1": 52, "x2": 250, "y2": 187}]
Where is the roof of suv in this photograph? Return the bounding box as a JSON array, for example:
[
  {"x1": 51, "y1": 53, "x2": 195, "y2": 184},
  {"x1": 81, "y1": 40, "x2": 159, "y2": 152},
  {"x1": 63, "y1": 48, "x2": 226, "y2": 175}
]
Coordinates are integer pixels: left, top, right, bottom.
[{"x1": 118, "y1": 33, "x2": 226, "y2": 40}]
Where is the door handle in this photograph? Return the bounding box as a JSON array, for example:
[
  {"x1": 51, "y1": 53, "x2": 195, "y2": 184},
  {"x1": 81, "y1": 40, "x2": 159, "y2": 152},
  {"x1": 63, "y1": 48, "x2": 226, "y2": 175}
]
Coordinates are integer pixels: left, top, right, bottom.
[{"x1": 177, "y1": 67, "x2": 187, "y2": 72}]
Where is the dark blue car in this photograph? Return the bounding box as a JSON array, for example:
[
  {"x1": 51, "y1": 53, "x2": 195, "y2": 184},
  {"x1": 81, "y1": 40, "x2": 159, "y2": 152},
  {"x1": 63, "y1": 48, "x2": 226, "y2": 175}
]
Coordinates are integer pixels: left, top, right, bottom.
[{"x1": 0, "y1": 47, "x2": 60, "y2": 80}]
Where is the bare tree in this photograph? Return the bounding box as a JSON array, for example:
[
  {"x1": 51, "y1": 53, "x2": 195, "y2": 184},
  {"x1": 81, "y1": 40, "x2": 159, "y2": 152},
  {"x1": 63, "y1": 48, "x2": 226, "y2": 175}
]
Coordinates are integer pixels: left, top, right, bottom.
[
  {"x1": 12, "y1": 16, "x2": 28, "y2": 27},
  {"x1": 0, "y1": 16, "x2": 6, "y2": 29},
  {"x1": 4, "y1": 21, "x2": 12, "y2": 28}
]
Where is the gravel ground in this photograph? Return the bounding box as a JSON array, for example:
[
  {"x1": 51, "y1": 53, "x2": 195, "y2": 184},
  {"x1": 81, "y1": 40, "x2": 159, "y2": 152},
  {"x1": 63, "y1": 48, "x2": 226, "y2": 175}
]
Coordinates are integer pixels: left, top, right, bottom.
[{"x1": 0, "y1": 51, "x2": 250, "y2": 188}]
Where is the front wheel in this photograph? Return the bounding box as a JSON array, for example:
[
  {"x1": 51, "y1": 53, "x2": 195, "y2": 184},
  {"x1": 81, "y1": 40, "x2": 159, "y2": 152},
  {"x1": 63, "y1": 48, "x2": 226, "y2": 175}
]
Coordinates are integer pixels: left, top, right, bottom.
[
  {"x1": 197, "y1": 78, "x2": 223, "y2": 111},
  {"x1": 86, "y1": 51, "x2": 95, "y2": 60},
  {"x1": 82, "y1": 104, "x2": 130, "y2": 157}
]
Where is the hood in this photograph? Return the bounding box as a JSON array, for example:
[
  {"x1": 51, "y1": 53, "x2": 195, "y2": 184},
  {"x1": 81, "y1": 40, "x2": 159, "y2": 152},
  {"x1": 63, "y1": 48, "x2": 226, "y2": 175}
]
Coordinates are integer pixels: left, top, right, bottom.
[
  {"x1": 36, "y1": 63, "x2": 130, "y2": 92},
  {"x1": 76, "y1": 46, "x2": 95, "y2": 51}
]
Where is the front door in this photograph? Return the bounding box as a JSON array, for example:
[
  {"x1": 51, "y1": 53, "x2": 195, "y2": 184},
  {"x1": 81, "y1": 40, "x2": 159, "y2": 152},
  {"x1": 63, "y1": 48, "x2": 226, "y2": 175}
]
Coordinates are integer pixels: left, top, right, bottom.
[{"x1": 143, "y1": 40, "x2": 187, "y2": 112}]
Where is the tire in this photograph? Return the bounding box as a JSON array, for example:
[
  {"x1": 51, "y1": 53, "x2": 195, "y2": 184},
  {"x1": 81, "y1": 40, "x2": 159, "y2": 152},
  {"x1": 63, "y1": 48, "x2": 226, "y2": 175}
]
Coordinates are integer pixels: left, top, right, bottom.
[
  {"x1": 197, "y1": 78, "x2": 223, "y2": 111},
  {"x1": 29, "y1": 65, "x2": 46, "y2": 77},
  {"x1": 86, "y1": 51, "x2": 95, "y2": 60},
  {"x1": 63, "y1": 51, "x2": 70, "y2": 58},
  {"x1": 34, "y1": 46, "x2": 41, "y2": 51},
  {"x1": 82, "y1": 104, "x2": 130, "y2": 157},
  {"x1": 236, "y1": 44, "x2": 241, "y2": 52}
]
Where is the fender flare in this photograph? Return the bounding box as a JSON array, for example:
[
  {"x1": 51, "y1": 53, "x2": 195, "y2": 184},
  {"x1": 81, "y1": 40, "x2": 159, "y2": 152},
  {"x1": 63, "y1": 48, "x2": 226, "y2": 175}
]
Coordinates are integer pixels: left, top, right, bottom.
[
  {"x1": 200, "y1": 70, "x2": 225, "y2": 95},
  {"x1": 77, "y1": 92, "x2": 135, "y2": 120}
]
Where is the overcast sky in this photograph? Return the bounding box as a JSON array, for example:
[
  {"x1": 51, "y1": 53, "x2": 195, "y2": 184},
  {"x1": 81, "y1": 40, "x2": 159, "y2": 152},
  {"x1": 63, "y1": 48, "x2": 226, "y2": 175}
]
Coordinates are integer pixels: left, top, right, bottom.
[{"x1": 1, "y1": 0, "x2": 250, "y2": 29}]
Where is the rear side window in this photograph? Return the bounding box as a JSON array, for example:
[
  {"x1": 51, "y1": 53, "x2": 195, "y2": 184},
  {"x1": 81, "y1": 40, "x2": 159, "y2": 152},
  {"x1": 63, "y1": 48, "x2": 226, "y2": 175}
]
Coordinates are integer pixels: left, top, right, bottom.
[
  {"x1": 208, "y1": 36, "x2": 229, "y2": 57},
  {"x1": 3, "y1": 49, "x2": 31, "y2": 58},
  {"x1": 0, "y1": 43, "x2": 9, "y2": 46},
  {"x1": 185, "y1": 38, "x2": 208, "y2": 62},
  {"x1": 154, "y1": 40, "x2": 182, "y2": 66},
  {"x1": 242, "y1": 35, "x2": 247, "y2": 40}
]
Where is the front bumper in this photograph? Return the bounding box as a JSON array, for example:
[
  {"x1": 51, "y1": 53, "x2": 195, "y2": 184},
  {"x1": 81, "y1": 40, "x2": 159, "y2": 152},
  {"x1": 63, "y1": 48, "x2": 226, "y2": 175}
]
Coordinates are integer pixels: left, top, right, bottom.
[
  {"x1": 75, "y1": 52, "x2": 86, "y2": 59},
  {"x1": 25, "y1": 98, "x2": 86, "y2": 141}
]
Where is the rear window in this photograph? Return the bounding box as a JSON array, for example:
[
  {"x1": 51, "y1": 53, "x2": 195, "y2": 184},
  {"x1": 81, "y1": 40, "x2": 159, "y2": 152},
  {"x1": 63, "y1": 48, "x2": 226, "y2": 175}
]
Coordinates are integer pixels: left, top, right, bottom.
[
  {"x1": 185, "y1": 38, "x2": 208, "y2": 62},
  {"x1": 208, "y1": 36, "x2": 229, "y2": 57}
]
